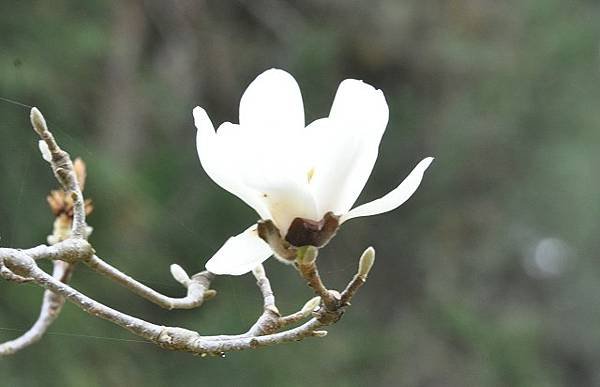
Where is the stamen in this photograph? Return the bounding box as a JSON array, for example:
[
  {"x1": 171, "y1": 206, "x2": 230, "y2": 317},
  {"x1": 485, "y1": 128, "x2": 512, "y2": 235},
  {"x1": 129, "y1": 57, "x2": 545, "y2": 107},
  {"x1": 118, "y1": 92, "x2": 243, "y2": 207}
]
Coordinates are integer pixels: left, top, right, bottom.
[{"x1": 306, "y1": 167, "x2": 315, "y2": 183}]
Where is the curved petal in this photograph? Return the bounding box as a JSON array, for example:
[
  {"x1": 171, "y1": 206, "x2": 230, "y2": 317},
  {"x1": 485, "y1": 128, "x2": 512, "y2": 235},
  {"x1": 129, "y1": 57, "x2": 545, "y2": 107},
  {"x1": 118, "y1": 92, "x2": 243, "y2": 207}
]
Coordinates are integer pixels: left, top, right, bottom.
[
  {"x1": 194, "y1": 107, "x2": 270, "y2": 219},
  {"x1": 309, "y1": 80, "x2": 389, "y2": 215},
  {"x1": 340, "y1": 157, "x2": 434, "y2": 223},
  {"x1": 239, "y1": 68, "x2": 305, "y2": 133},
  {"x1": 205, "y1": 224, "x2": 273, "y2": 276},
  {"x1": 302, "y1": 118, "x2": 353, "y2": 215}
]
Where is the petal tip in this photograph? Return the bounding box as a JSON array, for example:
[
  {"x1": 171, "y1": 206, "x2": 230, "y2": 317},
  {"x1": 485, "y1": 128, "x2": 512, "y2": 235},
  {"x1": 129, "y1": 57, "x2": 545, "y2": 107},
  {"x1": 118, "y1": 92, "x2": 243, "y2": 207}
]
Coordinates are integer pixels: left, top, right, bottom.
[
  {"x1": 422, "y1": 157, "x2": 435, "y2": 168},
  {"x1": 193, "y1": 107, "x2": 216, "y2": 138},
  {"x1": 338, "y1": 78, "x2": 383, "y2": 94},
  {"x1": 331, "y1": 78, "x2": 389, "y2": 124},
  {"x1": 256, "y1": 68, "x2": 294, "y2": 82},
  {"x1": 192, "y1": 105, "x2": 205, "y2": 117},
  {"x1": 193, "y1": 106, "x2": 210, "y2": 127},
  {"x1": 340, "y1": 156, "x2": 434, "y2": 223},
  {"x1": 239, "y1": 68, "x2": 304, "y2": 130}
]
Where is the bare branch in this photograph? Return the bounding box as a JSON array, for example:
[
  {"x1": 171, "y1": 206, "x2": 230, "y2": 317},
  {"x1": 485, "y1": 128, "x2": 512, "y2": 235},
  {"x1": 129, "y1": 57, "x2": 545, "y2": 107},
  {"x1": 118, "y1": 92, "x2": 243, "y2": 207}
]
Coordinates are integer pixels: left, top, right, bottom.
[
  {"x1": 23, "y1": 239, "x2": 93, "y2": 263},
  {"x1": 0, "y1": 248, "x2": 326, "y2": 354},
  {"x1": 31, "y1": 107, "x2": 87, "y2": 238},
  {"x1": 0, "y1": 264, "x2": 32, "y2": 283},
  {"x1": 0, "y1": 217, "x2": 81, "y2": 356},
  {"x1": 0, "y1": 108, "x2": 89, "y2": 355},
  {"x1": 252, "y1": 264, "x2": 276, "y2": 311},
  {"x1": 5, "y1": 243, "x2": 215, "y2": 311},
  {"x1": 85, "y1": 254, "x2": 215, "y2": 310},
  {"x1": 0, "y1": 238, "x2": 374, "y2": 355},
  {"x1": 0, "y1": 120, "x2": 91, "y2": 355},
  {"x1": 245, "y1": 265, "x2": 280, "y2": 336},
  {"x1": 0, "y1": 261, "x2": 73, "y2": 356},
  {"x1": 296, "y1": 247, "x2": 339, "y2": 310}
]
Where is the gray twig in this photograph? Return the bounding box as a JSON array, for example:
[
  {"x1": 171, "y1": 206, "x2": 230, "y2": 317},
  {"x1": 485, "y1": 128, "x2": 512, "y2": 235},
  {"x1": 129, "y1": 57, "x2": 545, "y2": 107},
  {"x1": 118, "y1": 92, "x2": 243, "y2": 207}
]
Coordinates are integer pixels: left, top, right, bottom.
[
  {"x1": 0, "y1": 237, "x2": 373, "y2": 355},
  {"x1": 31, "y1": 107, "x2": 87, "y2": 239},
  {"x1": 0, "y1": 261, "x2": 73, "y2": 355},
  {"x1": 296, "y1": 247, "x2": 340, "y2": 310},
  {"x1": 86, "y1": 254, "x2": 215, "y2": 310}
]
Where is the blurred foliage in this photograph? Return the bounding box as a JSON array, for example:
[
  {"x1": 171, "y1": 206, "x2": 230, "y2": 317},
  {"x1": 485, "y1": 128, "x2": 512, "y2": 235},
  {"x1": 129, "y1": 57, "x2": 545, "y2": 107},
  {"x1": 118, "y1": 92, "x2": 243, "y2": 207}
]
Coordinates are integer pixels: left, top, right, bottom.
[{"x1": 1, "y1": 0, "x2": 600, "y2": 386}]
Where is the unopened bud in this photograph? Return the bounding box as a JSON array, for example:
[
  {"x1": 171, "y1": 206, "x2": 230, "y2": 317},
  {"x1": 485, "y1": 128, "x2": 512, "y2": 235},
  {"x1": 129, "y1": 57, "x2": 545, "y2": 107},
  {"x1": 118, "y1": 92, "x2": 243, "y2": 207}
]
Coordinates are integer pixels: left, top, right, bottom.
[
  {"x1": 203, "y1": 289, "x2": 217, "y2": 300},
  {"x1": 170, "y1": 264, "x2": 190, "y2": 285},
  {"x1": 30, "y1": 107, "x2": 47, "y2": 135},
  {"x1": 300, "y1": 296, "x2": 321, "y2": 316},
  {"x1": 358, "y1": 247, "x2": 375, "y2": 279},
  {"x1": 38, "y1": 140, "x2": 52, "y2": 162}
]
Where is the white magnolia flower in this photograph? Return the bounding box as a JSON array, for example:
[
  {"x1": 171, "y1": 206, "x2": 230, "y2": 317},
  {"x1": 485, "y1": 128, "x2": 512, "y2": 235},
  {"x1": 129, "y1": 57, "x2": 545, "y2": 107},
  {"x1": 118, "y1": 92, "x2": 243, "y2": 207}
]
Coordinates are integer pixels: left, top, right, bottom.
[{"x1": 194, "y1": 69, "x2": 433, "y2": 275}]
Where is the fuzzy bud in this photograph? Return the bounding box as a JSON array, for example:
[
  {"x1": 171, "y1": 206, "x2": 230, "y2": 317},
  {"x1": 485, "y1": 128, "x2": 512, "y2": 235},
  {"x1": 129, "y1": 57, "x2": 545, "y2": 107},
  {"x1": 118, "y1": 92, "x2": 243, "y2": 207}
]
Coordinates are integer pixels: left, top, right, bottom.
[
  {"x1": 170, "y1": 264, "x2": 190, "y2": 286},
  {"x1": 38, "y1": 140, "x2": 52, "y2": 162},
  {"x1": 30, "y1": 107, "x2": 47, "y2": 135},
  {"x1": 358, "y1": 247, "x2": 375, "y2": 279},
  {"x1": 300, "y1": 296, "x2": 321, "y2": 316}
]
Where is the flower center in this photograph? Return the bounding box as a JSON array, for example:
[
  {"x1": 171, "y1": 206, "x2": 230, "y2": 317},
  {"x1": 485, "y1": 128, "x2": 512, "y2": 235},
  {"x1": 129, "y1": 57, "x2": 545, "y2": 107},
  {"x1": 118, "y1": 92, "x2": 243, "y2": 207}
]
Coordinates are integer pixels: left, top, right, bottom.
[{"x1": 284, "y1": 212, "x2": 340, "y2": 248}]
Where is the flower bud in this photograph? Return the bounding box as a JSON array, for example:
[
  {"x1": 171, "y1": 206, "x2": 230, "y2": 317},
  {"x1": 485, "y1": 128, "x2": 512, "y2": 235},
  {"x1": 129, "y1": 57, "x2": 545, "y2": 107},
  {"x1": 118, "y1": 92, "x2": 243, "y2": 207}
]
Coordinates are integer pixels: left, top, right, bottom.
[
  {"x1": 38, "y1": 140, "x2": 52, "y2": 162},
  {"x1": 300, "y1": 296, "x2": 321, "y2": 316},
  {"x1": 170, "y1": 264, "x2": 190, "y2": 285},
  {"x1": 203, "y1": 289, "x2": 217, "y2": 300},
  {"x1": 358, "y1": 247, "x2": 375, "y2": 279},
  {"x1": 30, "y1": 107, "x2": 47, "y2": 135}
]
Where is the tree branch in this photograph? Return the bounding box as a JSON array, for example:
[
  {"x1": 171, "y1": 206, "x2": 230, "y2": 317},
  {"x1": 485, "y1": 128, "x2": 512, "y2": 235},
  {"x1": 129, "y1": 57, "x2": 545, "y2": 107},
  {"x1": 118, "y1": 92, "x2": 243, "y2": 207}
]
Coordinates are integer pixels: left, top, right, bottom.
[
  {"x1": 0, "y1": 107, "x2": 376, "y2": 356},
  {"x1": 0, "y1": 261, "x2": 73, "y2": 356},
  {"x1": 31, "y1": 107, "x2": 87, "y2": 239},
  {"x1": 296, "y1": 247, "x2": 340, "y2": 311},
  {"x1": 0, "y1": 109, "x2": 89, "y2": 356},
  {"x1": 245, "y1": 264, "x2": 281, "y2": 336},
  {"x1": 0, "y1": 245, "x2": 371, "y2": 354},
  {"x1": 85, "y1": 254, "x2": 215, "y2": 310}
]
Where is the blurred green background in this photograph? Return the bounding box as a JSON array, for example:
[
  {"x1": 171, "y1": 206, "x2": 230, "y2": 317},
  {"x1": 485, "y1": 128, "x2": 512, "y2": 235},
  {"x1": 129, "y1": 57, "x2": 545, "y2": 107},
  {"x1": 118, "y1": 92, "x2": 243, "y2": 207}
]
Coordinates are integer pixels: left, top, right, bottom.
[{"x1": 1, "y1": 0, "x2": 600, "y2": 386}]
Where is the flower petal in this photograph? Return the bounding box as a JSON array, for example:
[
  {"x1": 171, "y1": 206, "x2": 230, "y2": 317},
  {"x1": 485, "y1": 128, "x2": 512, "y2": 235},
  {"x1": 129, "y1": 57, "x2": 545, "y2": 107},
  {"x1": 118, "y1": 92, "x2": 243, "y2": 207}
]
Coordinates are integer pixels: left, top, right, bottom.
[
  {"x1": 239, "y1": 68, "x2": 305, "y2": 133},
  {"x1": 205, "y1": 224, "x2": 273, "y2": 276},
  {"x1": 309, "y1": 80, "x2": 389, "y2": 216},
  {"x1": 244, "y1": 174, "x2": 319, "y2": 235},
  {"x1": 194, "y1": 107, "x2": 270, "y2": 219},
  {"x1": 340, "y1": 157, "x2": 434, "y2": 223}
]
